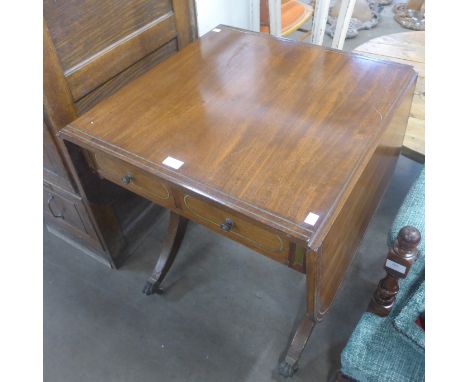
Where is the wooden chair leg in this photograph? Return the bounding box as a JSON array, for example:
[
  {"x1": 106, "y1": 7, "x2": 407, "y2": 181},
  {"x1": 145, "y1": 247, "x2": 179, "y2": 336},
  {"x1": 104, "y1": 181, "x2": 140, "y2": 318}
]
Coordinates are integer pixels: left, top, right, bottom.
[
  {"x1": 268, "y1": 0, "x2": 282, "y2": 37},
  {"x1": 368, "y1": 226, "x2": 421, "y2": 317},
  {"x1": 331, "y1": 0, "x2": 357, "y2": 49},
  {"x1": 310, "y1": 0, "x2": 332, "y2": 45},
  {"x1": 142, "y1": 212, "x2": 188, "y2": 295}
]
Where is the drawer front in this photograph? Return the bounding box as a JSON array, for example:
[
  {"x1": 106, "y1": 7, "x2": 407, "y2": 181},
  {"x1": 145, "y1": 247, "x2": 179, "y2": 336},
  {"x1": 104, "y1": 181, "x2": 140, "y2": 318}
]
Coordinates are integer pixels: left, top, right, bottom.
[
  {"x1": 180, "y1": 193, "x2": 288, "y2": 262},
  {"x1": 93, "y1": 151, "x2": 175, "y2": 209}
]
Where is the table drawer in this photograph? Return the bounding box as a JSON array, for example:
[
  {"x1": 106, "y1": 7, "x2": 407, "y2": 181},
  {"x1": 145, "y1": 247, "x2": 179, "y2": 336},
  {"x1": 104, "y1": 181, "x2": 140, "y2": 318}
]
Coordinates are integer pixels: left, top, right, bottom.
[
  {"x1": 93, "y1": 151, "x2": 175, "y2": 209},
  {"x1": 181, "y1": 194, "x2": 288, "y2": 261}
]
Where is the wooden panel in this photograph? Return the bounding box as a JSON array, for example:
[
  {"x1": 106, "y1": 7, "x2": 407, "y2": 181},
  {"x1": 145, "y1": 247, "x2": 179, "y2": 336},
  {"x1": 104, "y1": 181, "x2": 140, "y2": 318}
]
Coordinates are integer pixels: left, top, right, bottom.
[
  {"x1": 288, "y1": 243, "x2": 307, "y2": 273},
  {"x1": 315, "y1": 86, "x2": 415, "y2": 319},
  {"x1": 75, "y1": 39, "x2": 178, "y2": 114},
  {"x1": 60, "y1": 27, "x2": 417, "y2": 245},
  {"x1": 44, "y1": 182, "x2": 100, "y2": 244},
  {"x1": 65, "y1": 13, "x2": 177, "y2": 100},
  {"x1": 43, "y1": 0, "x2": 172, "y2": 70},
  {"x1": 43, "y1": 21, "x2": 78, "y2": 134},
  {"x1": 43, "y1": 122, "x2": 76, "y2": 193},
  {"x1": 93, "y1": 151, "x2": 176, "y2": 209},
  {"x1": 172, "y1": 0, "x2": 197, "y2": 49}
]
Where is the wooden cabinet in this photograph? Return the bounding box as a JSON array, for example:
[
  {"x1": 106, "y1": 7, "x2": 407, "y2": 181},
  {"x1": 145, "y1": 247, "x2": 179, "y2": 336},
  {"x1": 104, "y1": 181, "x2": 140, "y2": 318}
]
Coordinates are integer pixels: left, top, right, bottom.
[
  {"x1": 43, "y1": 121, "x2": 76, "y2": 193},
  {"x1": 43, "y1": 0, "x2": 197, "y2": 267},
  {"x1": 43, "y1": 184, "x2": 94, "y2": 237},
  {"x1": 43, "y1": 182, "x2": 108, "y2": 263}
]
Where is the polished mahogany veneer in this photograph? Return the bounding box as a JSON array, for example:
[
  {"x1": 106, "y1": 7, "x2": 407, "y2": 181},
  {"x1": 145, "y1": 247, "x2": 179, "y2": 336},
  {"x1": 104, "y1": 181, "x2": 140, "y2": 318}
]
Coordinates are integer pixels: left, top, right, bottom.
[
  {"x1": 60, "y1": 26, "x2": 417, "y2": 376},
  {"x1": 61, "y1": 26, "x2": 415, "y2": 246}
]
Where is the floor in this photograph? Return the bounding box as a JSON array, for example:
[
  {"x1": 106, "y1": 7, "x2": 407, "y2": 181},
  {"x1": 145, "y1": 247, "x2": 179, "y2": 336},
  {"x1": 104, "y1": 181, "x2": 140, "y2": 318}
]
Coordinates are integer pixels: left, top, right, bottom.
[
  {"x1": 342, "y1": 0, "x2": 409, "y2": 51},
  {"x1": 44, "y1": 155, "x2": 423, "y2": 382}
]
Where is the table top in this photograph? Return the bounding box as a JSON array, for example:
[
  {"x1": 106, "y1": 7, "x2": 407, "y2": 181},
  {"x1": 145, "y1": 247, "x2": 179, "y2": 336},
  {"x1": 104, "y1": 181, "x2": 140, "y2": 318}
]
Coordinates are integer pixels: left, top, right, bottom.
[
  {"x1": 355, "y1": 31, "x2": 425, "y2": 162},
  {"x1": 60, "y1": 26, "x2": 416, "y2": 244}
]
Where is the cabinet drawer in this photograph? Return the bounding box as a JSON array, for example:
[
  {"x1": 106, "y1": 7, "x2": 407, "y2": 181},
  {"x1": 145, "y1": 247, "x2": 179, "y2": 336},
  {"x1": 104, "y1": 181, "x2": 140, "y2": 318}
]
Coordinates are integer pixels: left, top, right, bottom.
[
  {"x1": 93, "y1": 151, "x2": 175, "y2": 209},
  {"x1": 181, "y1": 194, "x2": 288, "y2": 262}
]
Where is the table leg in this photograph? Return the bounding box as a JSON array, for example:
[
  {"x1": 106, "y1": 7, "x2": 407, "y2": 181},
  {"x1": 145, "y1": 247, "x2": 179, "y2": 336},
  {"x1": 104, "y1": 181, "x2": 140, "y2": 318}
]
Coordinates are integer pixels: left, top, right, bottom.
[
  {"x1": 278, "y1": 315, "x2": 316, "y2": 377},
  {"x1": 142, "y1": 212, "x2": 188, "y2": 295},
  {"x1": 278, "y1": 248, "x2": 318, "y2": 377}
]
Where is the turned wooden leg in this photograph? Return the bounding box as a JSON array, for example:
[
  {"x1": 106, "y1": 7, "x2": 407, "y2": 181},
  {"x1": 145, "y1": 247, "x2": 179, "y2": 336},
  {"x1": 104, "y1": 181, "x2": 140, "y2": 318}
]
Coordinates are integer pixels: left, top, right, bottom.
[
  {"x1": 142, "y1": 212, "x2": 188, "y2": 295},
  {"x1": 368, "y1": 226, "x2": 421, "y2": 316},
  {"x1": 278, "y1": 316, "x2": 316, "y2": 377}
]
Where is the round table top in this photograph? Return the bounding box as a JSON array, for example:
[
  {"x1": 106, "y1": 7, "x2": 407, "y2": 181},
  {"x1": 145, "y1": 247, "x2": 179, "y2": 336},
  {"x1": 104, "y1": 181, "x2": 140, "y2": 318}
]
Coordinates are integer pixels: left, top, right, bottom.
[{"x1": 355, "y1": 31, "x2": 425, "y2": 162}]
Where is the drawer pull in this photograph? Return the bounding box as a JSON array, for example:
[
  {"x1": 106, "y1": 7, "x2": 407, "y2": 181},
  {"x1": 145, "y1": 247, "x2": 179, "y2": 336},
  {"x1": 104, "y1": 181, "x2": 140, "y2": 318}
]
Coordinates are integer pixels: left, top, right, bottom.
[
  {"x1": 121, "y1": 174, "x2": 134, "y2": 185},
  {"x1": 220, "y1": 218, "x2": 234, "y2": 232},
  {"x1": 47, "y1": 195, "x2": 64, "y2": 219}
]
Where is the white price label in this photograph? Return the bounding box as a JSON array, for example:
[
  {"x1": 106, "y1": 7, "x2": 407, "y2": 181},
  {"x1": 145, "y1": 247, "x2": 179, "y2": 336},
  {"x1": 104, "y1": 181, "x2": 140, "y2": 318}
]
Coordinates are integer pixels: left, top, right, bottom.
[
  {"x1": 162, "y1": 156, "x2": 184, "y2": 170},
  {"x1": 385, "y1": 259, "x2": 406, "y2": 274},
  {"x1": 304, "y1": 212, "x2": 320, "y2": 226}
]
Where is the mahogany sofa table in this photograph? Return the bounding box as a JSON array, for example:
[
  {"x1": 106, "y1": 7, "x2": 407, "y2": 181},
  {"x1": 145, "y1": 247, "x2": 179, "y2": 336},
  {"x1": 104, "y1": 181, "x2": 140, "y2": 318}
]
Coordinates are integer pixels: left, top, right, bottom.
[{"x1": 59, "y1": 26, "x2": 417, "y2": 377}]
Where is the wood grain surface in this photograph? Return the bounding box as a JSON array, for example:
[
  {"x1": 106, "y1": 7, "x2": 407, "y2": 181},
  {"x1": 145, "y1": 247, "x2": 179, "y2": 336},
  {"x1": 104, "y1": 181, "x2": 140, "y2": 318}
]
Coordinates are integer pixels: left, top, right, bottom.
[
  {"x1": 315, "y1": 87, "x2": 415, "y2": 317},
  {"x1": 43, "y1": 0, "x2": 172, "y2": 70},
  {"x1": 60, "y1": 26, "x2": 417, "y2": 248}
]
